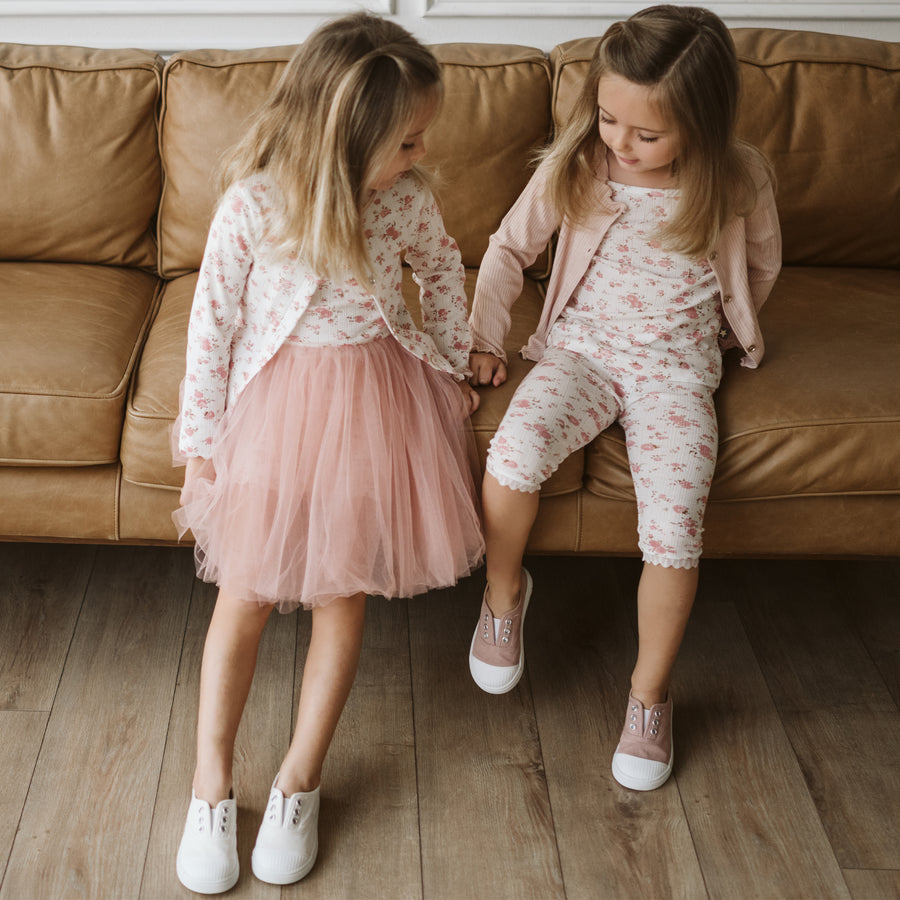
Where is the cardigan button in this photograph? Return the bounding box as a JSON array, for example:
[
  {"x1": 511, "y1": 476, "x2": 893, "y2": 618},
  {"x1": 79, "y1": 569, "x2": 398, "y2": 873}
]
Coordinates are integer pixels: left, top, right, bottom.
[
  {"x1": 709, "y1": 251, "x2": 719, "y2": 260},
  {"x1": 723, "y1": 294, "x2": 732, "y2": 303},
  {"x1": 747, "y1": 344, "x2": 757, "y2": 352}
]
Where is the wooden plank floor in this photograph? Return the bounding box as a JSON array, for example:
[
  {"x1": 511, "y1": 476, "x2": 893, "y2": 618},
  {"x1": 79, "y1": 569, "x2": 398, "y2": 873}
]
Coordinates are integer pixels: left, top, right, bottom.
[{"x1": 1, "y1": 543, "x2": 898, "y2": 899}]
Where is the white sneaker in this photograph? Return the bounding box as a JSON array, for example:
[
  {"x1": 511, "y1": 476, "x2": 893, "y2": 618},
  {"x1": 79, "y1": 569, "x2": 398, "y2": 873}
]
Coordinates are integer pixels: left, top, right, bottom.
[
  {"x1": 251, "y1": 778, "x2": 320, "y2": 885},
  {"x1": 176, "y1": 790, "x2": 239, "y2": 894}
]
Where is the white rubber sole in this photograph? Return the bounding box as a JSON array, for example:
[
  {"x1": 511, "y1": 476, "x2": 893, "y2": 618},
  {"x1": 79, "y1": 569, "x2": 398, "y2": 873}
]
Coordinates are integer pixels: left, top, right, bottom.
[
  {"x1": 251, "y1": 842, "x2": 318, "y2": 885},
  {"x1": 611, "y1": 725, "x2": 674, "y2": 791},
  {"x1": 176, "y1": 857, "x2": 239, "y2": 895},
  {"x1": 468, "y1": 568, "x2": 531, "y2": 694}
]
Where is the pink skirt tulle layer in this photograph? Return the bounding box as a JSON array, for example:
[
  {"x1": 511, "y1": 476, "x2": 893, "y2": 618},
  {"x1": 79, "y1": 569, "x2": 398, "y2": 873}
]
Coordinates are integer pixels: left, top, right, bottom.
[{"x1": 174, "y1": 338, "x2": 484, "y2": 612}]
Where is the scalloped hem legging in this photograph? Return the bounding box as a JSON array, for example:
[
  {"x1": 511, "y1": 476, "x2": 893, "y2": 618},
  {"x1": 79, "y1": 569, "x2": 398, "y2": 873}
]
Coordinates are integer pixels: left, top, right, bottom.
[{"x1": 485, "y1": 348, "x2": 719, "y2": 569}]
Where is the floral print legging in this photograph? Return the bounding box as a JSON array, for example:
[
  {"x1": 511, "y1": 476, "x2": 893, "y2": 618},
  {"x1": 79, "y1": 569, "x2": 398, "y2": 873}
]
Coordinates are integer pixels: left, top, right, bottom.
[{"x1": 485, "y1": 348, "x2": 718, "y2": 569}]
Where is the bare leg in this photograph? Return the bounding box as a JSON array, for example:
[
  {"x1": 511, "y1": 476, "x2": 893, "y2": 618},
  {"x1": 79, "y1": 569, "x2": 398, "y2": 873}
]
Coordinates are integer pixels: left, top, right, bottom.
[
  {"x1": 482, "y1": 472, "x2": 539, "y2": 616},
  {"x1": 276, "y1": 592, "x2": 367, "y2": 795},
  {"x1": 193, "y1": 588, "x2": 273, "y2": 805},
  {"x1": 630, "y1": 562, "x2": 698, "y2": 707}
]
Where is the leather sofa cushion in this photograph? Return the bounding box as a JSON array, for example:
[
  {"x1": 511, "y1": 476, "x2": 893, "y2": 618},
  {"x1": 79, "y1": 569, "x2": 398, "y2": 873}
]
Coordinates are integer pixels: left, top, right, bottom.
[
  {"x1": 0, "y1": 464, "x2": 120, "y2": 541},
  {"x1": 0, "y1": 262, "x2": 160, "y2": 465},
  {"x1": 551, "y1": 30, "x2": 900, "y2": 269},
  {"x1": 157, "y1": 44, "x2": 551, "y2": 277},
  {"x1": 585, "y1": 267, "x2": 900, "y2": 502},
  {"x1": 0, "y1": 44, "x2": 161, "y2": 269},
  {"x1": 561, "y1": 490, "x2": 900, "y2": 558},
  {"x1": 121, "y1": 274, "x2": 195, "y2": 489},
  {"x1": 118, "y1": 478, "x2": 183, "y2": 542}
]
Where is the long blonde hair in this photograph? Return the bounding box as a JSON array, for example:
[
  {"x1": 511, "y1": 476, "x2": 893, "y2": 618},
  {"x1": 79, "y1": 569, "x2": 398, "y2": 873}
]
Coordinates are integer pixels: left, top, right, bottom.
[
  {"x1": 219, "y1": 12, "x2": 442, "y2": 283},
  {"x1": 545, "y1": 4, "x2": 765, "y2": 257}
]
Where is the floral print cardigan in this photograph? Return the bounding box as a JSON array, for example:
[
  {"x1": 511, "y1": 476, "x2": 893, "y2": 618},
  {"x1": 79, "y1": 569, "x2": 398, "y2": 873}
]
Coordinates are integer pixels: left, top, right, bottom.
[{"x1": 179, "y1": 172, "x2": 471, "y2": 458}]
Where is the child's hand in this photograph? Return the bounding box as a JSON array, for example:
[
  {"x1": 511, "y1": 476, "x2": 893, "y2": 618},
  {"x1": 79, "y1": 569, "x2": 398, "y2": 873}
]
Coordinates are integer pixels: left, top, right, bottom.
[
  {"x1": 469, "y1": 352, "x2": 507, "y2": 388},
  {"x1": 460, "y1": 381, "x2": 481, "y2": 416},
  {"x1": 181, "y1": 456, "x2": 215, "y2": 505}
]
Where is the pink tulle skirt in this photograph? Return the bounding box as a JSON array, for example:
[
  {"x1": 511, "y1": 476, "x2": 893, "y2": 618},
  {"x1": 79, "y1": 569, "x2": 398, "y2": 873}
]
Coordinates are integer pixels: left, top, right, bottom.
[{"x1": 173, "y1": 338, "x2": 484, "y2": 612}]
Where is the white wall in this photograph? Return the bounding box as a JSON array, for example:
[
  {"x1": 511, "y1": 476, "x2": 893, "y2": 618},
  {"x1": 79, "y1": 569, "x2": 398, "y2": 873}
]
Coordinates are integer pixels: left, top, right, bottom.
[{"x1": 0, "y1": 0, "x2": 897, "y2": 52}]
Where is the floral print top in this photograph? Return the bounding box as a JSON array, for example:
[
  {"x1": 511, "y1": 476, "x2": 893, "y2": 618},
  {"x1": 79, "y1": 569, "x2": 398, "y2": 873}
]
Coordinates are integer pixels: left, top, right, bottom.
[
  {"x1": 284, "y1": 279, "x2": 391, "y2": 345},
  {"x1": 179, "y1": 172, "x2": 470, "y2": 458},
  {"x1": 549, "y1": 182, "x2": 723, "y2": 388}
]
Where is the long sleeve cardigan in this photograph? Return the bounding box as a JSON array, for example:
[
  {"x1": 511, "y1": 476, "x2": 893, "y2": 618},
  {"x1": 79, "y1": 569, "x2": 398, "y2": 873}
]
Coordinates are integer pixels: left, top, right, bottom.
[
  {"x1": 179, "y1": 172, "x2": 471, "y2": 458},
  {"x1": 470, "y1": 151, "x2": 781, "y2": 371}
]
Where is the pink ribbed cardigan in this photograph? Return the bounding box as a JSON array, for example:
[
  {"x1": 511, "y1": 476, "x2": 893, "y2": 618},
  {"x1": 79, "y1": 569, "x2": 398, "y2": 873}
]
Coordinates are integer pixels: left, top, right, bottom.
[{"x1": 470, "y1": 151, "x2": 781, "y2": 370}]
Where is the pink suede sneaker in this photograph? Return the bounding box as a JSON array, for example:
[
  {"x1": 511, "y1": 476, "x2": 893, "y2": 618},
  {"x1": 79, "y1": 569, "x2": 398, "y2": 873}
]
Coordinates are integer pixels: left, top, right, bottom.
[
  {"x1": 611, "y1": 693, "x2": 674, "y2": 791},
  {"x1": 468, "y1": 568, "x2": 531, "y2": 694}
]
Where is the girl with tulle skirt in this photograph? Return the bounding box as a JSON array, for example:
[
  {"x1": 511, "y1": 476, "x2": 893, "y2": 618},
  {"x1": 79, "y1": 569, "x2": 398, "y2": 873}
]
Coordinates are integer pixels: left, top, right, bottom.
[{"x1": 173, "y1": 13, "x2": 483, "y2": 893}]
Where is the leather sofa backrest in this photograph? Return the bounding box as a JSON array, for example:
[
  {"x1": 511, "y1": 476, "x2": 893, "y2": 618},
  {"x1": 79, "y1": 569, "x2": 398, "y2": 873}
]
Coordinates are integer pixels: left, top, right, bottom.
[
  {"x1": 0, "y1": 44, "x2": 161, "y2": 269},
  {"x1": 551, "y1": 29, "x2": 900, "y2": 269},
  {"x1": 157, "y1": 43, "x2": 551, "y2": 277},
  {"x1": 157, "y1": 46, "x2": 293, "y2": 279},
  {"x1": 428, "y1": 44, "x2": 552, "y2": 270}
]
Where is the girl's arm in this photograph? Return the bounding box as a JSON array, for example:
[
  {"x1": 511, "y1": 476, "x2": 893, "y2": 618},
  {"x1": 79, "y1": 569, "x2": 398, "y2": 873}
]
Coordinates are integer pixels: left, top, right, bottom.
[
  {"x1": 180, "y1": 455, "x2": 215, "y2": 504},
  {"x1": 743, "y1": 155, "x2": 782, "y2": 313},
  {"x1": 404, "y1": 184, "x2": 470, "y2": 378},
  {"x1": 178, "y1": 182, "x2": 259, "y2": 458},
  {"x1": 470, "y1": 161, "x2": 561, "y2": 363}
]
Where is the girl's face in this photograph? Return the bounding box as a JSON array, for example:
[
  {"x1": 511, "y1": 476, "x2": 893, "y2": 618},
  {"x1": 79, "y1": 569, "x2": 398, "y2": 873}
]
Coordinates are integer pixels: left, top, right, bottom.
[
  {"x1": 369, "y1": 95, "x2": 439, "y2": 192},
  {"x1": 597, "y1": 72, "x2": 681, "y2": 188}
]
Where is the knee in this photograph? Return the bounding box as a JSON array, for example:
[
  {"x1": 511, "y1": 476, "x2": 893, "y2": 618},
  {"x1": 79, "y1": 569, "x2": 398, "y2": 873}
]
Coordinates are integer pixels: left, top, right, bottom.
[
  {"x1": 484, "y1": 452, "x2": 544, "y2": 494},
  {"x1": 638, "y1": 514, "x2": 704, "y2": 569}
]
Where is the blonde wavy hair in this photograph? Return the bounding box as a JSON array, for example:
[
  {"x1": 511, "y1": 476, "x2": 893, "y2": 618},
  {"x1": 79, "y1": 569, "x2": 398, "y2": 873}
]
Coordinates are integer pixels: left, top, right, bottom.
[
  {"x1": 543, "y1": 4, "x2": 767, "y2": 258},
  {"x1": 219, "y1": 12, "x2": 442, "y2": 283}
]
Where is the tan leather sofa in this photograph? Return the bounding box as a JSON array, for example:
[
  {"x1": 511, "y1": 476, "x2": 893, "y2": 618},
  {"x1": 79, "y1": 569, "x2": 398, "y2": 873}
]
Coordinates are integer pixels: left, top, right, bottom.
[{"x1": 2, "y1": 29, "x2": 898, "y2": 557}]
